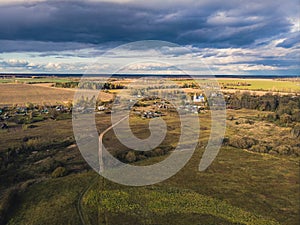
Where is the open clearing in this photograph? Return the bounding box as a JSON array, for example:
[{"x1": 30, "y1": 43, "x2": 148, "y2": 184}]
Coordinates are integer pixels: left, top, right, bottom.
[
  {"x1": 0, "y1": 77, "x2": 73, "y2": 84},
  {"x1": 0, "y1": 83, "x2": 75, "y2": 106},
  {"x1": 218, "y1": 78, "x2": 300, "y2": 93},
  {"x1": 0, "y1": 83, "x2": 113, "y2": 106},
  {"x1": 1, "y1": 109, "x2": 299, "y2": 225},
  {"x1": 0, "y1": 76, "x2": 299, "y2": 225},
  {"x1": 173, "y1": 78, "x2": 300, "y2": 93}
]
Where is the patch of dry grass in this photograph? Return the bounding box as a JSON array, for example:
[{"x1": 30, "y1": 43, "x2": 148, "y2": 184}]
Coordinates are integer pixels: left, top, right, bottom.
[{"x1": 0, "y1": 83, "x2": 113, "y2": 106}]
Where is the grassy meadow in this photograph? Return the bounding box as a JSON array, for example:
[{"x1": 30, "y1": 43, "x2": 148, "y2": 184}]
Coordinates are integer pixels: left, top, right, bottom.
[
  {"x1": 1, "y1": 108, "x2": 298, "y2": 224},
  {"x1": 0, "y1": 77, "x2": 299, "y2": 225},
  {"x1": 0, "y1": 77, "x2": 74, "y2": 84},
  {"x1": 81, "y1": 110, "x2": 300, "y2": 225},
  {"x1": 172, "y1": 78, "x2": 300, "y2": 93},
  {"x1": 218, "y1": 79, "x2": 300, "y2": 93}
]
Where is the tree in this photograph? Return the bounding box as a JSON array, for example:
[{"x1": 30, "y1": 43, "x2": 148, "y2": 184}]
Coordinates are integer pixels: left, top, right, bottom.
[
  {"x1": 292, "y1": 109, "x2": 300, "y2": 122},
  {"x1": 280, "y1": 113, "x2": 292, "y2": 126},
  {"x1": 125, "y1": 151, "x2": 136, "y2": 163},
  {"x1": 49, "y1": 108, "x2": 59, "y2": 120},
  {"x1": 291, "y1": 123, "x2": 300, "y2": 138},
  {"x1": 66, "y1": 101, "x2": 73, "y2": 109},
  {"x1": 51, "y1": 167, "x2": 67, "y2": 178},
  {"x1": 25, "y1": 102, "x2": 34, "y2": 110}
]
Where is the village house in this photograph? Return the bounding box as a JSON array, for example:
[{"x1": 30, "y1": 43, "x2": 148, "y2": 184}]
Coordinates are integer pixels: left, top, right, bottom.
[
  {"x1": 193, "y1": 93, "x2": 205, "y2": 103},
  {"x1": 97, "y1": 106, "x2": 106, "y2": 111}
]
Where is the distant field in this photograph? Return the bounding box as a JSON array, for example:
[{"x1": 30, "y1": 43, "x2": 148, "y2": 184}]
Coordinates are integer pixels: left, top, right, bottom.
[
  {"x1": 0, "y1": 77, "x2": 74, "y2": 84},
  {"x1": 218, "y1": 79, "x2": 300, "y2": 93},
  {"x1": 172, "y1": 78, "x2": 300, "y2": 93},
  {"x1": 2, "y1": 77, "x2": 299, "y2": 96},
  {"x1": 0, "y1": 83, "x2": 113, "y2": 106},
  {"x1": 0, "y1": 83, "x2": 75, "y2": 106}
]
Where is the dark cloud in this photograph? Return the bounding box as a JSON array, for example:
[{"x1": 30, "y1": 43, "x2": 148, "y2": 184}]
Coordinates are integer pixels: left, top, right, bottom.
[
  {"x1": 277, "y1": 33, "x2": 300, "y2": 48},
  {"x1": 0, "y1": 40, "x2": 95, "y2": 53},
  {"x1": 0, "y1": 0, "x2": 296, "y2": 52}
]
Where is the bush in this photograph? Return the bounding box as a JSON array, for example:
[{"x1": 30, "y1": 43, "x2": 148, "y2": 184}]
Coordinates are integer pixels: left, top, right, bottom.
[
  {"x1": 49, "y1": 108, "x2": 59, "y2": 120},
  {"x1": 0, "y1": 188, "x2": 19, "y2": 224},
  {"x1": 153, "y1": 148, "x2": 165, "y2": 157},
  {"x1": 245, "y1": 119, "x2": 255, "y2": 125},
  {"x1": 22, "y1": 138, "x2": 43, "y2": 151},
  {"x1": 269, "y1": 150, "x2": 278, "y2": 155},
  {"x1": 51, "y1": 166, "x2": 67, "y2": 178},
  {"x1": 274, "y1": 145, "x2": 292, "y2": 155},
  {"x1": 35, "y1": 157, "x2": 61, "y2": 173},
  {"x1": 280, "y1": 113, "x2": 292, "y2": 125},
  {"x1": 227, "y1": 115, "x2": 235, "y2": 121},
  {"x1": 125, "y1": 151, "x2": 136, "y2": 163},
  {"x1": 229, "y1": 136, "x2": 258, "y2": 149},
  {"x1": 222, "y1": 137, "x2": 230, "y2": 146},
  {"x1": 292, "y1": 146, "x2": 300, "y2": 156},
  {"x1": 291, "y1": 123, "x2": 300, "y2": 138},
  {"x1": 250, "y1": 145, "x2": 269, "y2": 153}
]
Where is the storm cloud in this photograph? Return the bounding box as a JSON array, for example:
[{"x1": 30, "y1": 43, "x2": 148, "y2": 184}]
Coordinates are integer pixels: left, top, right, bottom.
[
  {"x1": 0, "y1": 0, "x2": 299, "y2": 74},
  {"x1": 0, "y1": 0, "x2": 297, "y2": 50}
]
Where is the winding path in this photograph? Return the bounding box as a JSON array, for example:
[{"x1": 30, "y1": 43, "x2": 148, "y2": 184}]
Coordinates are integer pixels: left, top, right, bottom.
[{"x1": 76, "y1": 115, "x2": 129, "y2": 225}]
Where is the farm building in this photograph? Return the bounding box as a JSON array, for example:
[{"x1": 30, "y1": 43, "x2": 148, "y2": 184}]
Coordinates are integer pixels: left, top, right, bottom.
[{"x1": 193, "y1": 93, "x2": 205, "y2": 103}]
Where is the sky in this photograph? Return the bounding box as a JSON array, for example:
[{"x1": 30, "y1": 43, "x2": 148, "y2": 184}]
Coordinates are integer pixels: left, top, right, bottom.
[{"x1": 0, "y1": 0, "x2": 299, "y2": 75}]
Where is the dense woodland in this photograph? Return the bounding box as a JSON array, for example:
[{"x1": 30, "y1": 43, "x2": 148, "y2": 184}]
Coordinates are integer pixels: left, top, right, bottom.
[
  {"x1": 226, "y1": 92, "x2": 300, "y2": 124},
  {"x1": 55, "y1": 81, "x2": 125, "y2": 90}
]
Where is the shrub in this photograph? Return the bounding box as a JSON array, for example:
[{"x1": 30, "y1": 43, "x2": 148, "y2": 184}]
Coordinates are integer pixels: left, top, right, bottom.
[
  {"x1": 22, "y1": 136, "x2": 29, "y2": 142},
  {"x1": 292, "y1": 146, "x2": 300, "y2": 156},
  {"x1": 125, "y1": 151, "x2": 136, "y2": 163},
  {"x1": 25, "y1": 102, "x2": 34, "y2": 110},
  {"x1": 35, "y1": 157, "x2": 61, "y2": 173},
  {"x1": 222, "y1": 137, "x2": 230, "y2": 146},
  {"x1": 291, "y1": 123, "x2": 300, "y2": 138},
  {"x1": 274, "y1": 145, "x2": 292, "y2": 155},
  {"x1": 229, "y1": 136, "x2": 258, "y2": 149},
  {"x1": 22, "y1": 124, "x2": 28, "y2": 131},
  {"x1": 136, "y1": 155, "x2": 147, "y2": 161},
  {"x1": 280, "y1": 113, "x2": 292, "y2": 125},
  {"x1": 250, "y1": 145, "x2": 269, "y2": 153},
  {"x1": 0, "y1": 188, "x2": 19, "y2": 224},
  {"x1": 227, "y1": 115, "x2": 235, "y2": 121},
  {"x1": 51, "y1": 166, "x2": 67, "y2": 178},
  {"x1": 49, "y1": 108, "x2": 59, "y2": 120},
  {"x1": 245, "y1": 119, "x2": 255, "y2": 125},
  {"x1": 269, "y1": 150, "x2": 278, "y2": 155},
  {"x1": 23, "y1": 138, "x2": 42, "y2": 151},
  {"x1": 153, "y1": 148, "x2": 164, "y2": 156},
  {"x1": 292, "y1": 110, "x2": 300, "y2": 122}
]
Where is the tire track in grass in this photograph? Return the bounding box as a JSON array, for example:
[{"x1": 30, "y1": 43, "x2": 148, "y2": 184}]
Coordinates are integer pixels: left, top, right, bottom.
[{"x1": 76, "y1": 116, "x2": 129, "y2": 225}]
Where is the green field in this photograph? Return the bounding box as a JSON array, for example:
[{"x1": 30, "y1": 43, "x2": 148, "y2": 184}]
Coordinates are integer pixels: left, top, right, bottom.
[
  {"x1": 0, "y1": 77, "x2": 74, "y2": 84},
  {"x1": 172, "y1": 78, "x2": 300, "y2": 93},
  {"x1": 1, "y1": 77, "x2": 299, "y2": 93},
  {"x1": 83, "y1": 186, "x2": 280, "y2": 225},
  {"x1": 0, "y1": 88, "x2": 299, "y2": 225},
  {"x1": 1, "y1": 109, "x2": 298, "y2": 225},
  {"x1": 218, "y1": 79, "x2": 300, "y2": 93},
  {"x1": 79, "y1": 110, "x2": 299, "y2": 225}
]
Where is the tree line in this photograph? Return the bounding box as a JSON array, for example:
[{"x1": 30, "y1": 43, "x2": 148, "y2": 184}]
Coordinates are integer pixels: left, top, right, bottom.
[
  {"x1": 55, "y1": 81, "x2": 125, "y2": 90},
  {"x1": 226, "y1": 92, "x2": 300, "y2": 123}
]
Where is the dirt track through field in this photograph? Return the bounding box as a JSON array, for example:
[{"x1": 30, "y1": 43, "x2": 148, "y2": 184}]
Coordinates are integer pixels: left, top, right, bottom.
[{"x1": 76, "y1": 115, "x2": 128, "y2": 225}]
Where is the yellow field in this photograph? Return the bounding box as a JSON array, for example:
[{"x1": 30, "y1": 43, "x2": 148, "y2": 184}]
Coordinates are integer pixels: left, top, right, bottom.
[
  {"x1": 0, "y1": 83, "x2": 113, "y2": 106},
  {"x1": 218, "y1": 78, "x2": 300, "y2": 93}
]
